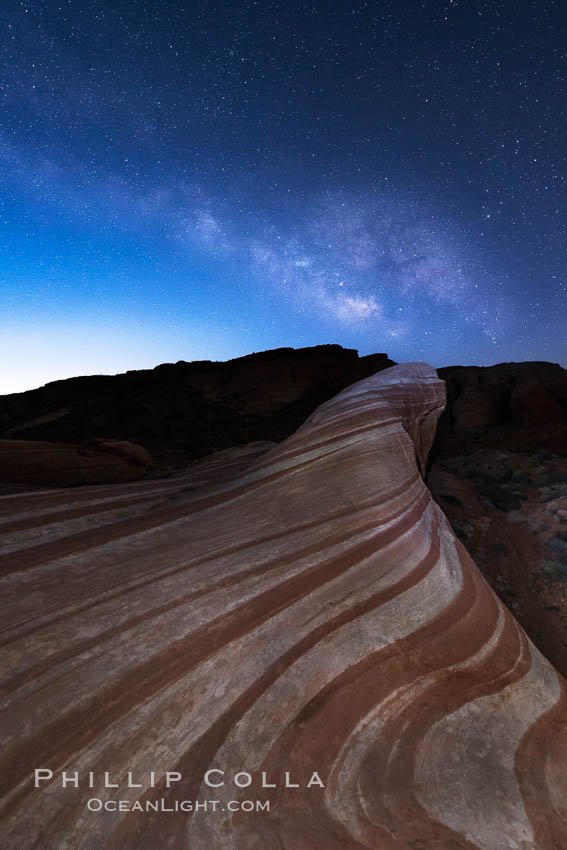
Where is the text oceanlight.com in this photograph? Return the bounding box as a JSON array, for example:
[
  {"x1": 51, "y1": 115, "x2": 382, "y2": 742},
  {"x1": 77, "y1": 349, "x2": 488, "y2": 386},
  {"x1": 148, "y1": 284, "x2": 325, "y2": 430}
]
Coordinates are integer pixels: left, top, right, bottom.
[{"x1": 87, "y1": 798, "x2": 271, "y2": 813}]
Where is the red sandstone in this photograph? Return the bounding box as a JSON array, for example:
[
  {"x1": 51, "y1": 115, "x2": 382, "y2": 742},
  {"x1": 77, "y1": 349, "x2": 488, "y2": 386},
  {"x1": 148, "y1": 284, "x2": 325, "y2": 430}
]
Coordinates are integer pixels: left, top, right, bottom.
[{"x1": 0, "y1": 363, "x2": 566, "y2": 849}]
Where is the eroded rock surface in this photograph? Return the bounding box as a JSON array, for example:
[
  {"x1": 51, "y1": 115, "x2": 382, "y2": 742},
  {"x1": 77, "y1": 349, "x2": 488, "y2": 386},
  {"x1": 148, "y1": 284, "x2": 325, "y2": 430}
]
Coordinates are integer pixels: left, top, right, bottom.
[
  {"x1": 0, "y1": 438, "x2": 154, "y2": 490},
  {"x1": 1, "y1": 364, "x2": 566, "y2": 849},
  {"x1": 436, "y1": 361, "x2": 567, "y2": 456}
]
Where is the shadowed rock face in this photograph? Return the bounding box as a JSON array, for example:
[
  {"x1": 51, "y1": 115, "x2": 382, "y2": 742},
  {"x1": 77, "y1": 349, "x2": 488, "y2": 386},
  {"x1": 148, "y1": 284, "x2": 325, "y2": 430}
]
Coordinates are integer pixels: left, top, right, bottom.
[
  {"x1": 430, "y1": 361, "x2": 567, "y2": 680},
  {"x1": 0, "y1": 438, "x2": 154, "y2": 490},
  {"x1": 0, "y1": 344, "x2": 395, "y2": 467},
  {"x1": 436, "y1": 361, "x2": 567, "y2": 456},
  {"x1": 430, "y1": 448, "x2": 567, "y2": 679},
  {"x1": 1, "y1": 364, "x2": 567, "y2": 849}
]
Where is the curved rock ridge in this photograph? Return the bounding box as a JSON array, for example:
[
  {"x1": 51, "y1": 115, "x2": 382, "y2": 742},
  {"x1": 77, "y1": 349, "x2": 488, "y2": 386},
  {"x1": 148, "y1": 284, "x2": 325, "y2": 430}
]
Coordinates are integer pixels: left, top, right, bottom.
[{"x1": 0, "y1": 363, "x2": 566, "y2": 849}]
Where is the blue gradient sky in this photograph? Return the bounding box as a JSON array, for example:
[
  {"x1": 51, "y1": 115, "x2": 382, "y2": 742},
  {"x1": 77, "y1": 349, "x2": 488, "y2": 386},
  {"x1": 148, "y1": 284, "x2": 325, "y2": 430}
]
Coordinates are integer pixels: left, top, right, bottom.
[{"x1": 1, "y1": 0, "x2": 565, "y2": 393}]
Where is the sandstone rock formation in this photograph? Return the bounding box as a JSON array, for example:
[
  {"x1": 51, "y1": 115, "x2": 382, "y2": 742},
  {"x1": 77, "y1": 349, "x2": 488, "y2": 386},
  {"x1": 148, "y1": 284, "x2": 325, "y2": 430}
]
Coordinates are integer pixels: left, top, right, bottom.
[
  {"x1": 430, "y1": 450, "x2": 567, "y2": 678},
  {"x1": 436, "y1": 361, "x2": 567, "y2": 456},
  {"x1": 0, "y1": 438, "x2": 153, "y2": 490},
  {"x1": 1, "y1": 364, "x2": 566, "y2": 849},
  {"x1": 0, "y1": 345, "x2": 395, "y2": 468},
  {"x1": 430, "y1": 361, "x2": 567, "y2": 680}
]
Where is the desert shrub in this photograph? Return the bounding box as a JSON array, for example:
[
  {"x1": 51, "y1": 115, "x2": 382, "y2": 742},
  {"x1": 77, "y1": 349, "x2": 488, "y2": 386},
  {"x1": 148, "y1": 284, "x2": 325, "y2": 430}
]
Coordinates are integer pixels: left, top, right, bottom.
[
  {"x1": 489, "y1": 489, "x2": 522, "y2": 512},
  {"x1": 547, "y1": 535, "x2": 567, "y2": 559},
  {"x1": 539, "y1": 486, "x2": 559, "y2": 503},
  {"x1": 536, "y1": 468, "x2": 567, "y2": 487},
  {"x1": 539, "y1": 559, "x2": 567, "y2": 581},
  {"x1": 500, "y1": 468, "x2": 531, "y2": 487},
  {"x1": 467, "y1": 468, "x2": 529, "y2": 512},
  {"x1": 537, "y1": 463, "x2": 567, "y2": 503},
  {"x1": 481, "y1": 479, "x2": 522, "y2": 511}
]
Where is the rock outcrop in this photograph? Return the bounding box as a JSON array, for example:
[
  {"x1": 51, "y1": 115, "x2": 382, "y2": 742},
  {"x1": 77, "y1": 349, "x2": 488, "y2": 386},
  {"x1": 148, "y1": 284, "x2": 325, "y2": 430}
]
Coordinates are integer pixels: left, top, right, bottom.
[
  {"x1": 436, "y1": 361, "x2": 567, "y2": 456},
  {"x1": 0, "y1": 345, "x2": 395, "y2": 468},
  {"x1": 0, "y1": 438, "x2": 154, "y2": 490},
  {"x1": 430, "y1": 449, "x2": 567, "y2": 678},
  {"x1": 430, "y1": 361, "x2": 567, "y2": 679},
  {"x1": 1, "y1": 364, "x2": 566, "y2": 849}
]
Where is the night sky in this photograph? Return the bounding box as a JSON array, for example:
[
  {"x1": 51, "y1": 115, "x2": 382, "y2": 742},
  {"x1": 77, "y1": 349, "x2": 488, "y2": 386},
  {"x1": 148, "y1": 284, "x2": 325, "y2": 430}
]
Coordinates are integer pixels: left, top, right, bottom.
[{"x1": 2, "y1": 0, "x2": 566, "y2": 393}]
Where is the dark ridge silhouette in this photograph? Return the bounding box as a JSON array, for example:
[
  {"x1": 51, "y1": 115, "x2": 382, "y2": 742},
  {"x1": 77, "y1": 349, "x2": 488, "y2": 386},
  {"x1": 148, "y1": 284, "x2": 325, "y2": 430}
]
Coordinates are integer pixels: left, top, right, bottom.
[{"x1": 0, "y1": 345, "x2": 394, "y2": 468}]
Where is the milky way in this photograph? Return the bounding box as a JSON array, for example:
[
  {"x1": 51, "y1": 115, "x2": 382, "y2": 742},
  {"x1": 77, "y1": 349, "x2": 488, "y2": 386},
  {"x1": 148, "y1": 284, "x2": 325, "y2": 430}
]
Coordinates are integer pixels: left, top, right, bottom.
[{"x1": 1, "y1": 0, "x2": 565, "y2": 392}]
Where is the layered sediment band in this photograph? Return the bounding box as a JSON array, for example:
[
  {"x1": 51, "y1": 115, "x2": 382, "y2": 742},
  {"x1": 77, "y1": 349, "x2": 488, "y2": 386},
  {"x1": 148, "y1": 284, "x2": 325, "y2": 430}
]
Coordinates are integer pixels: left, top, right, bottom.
[{"x1": 1, "y1": 363, "x2": 566, "y2": 849}]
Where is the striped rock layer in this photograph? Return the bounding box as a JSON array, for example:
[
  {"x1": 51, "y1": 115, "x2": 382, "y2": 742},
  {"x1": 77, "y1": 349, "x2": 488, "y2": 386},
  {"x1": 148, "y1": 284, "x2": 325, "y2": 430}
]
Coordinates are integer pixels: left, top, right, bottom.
[{"x1": 1, "y1": 363, "x2": 566, "y2": 849}]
